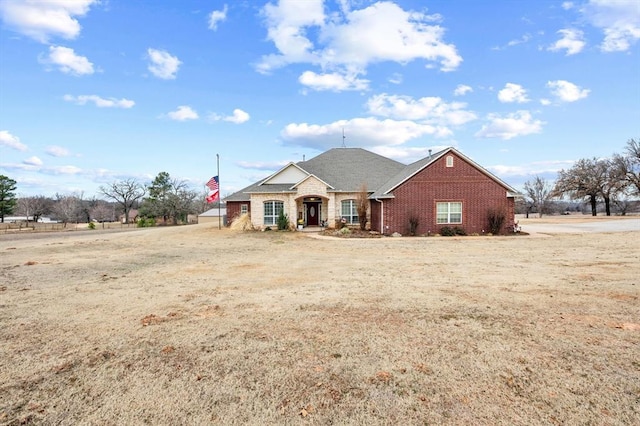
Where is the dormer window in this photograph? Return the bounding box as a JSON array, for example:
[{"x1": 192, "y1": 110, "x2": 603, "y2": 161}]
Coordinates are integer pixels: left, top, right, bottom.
[{"x1": 446, "y1": 155, "x2": 454, "y2": 167}]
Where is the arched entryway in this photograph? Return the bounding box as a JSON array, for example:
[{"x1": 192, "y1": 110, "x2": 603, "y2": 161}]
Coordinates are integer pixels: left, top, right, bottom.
[{"x1": 301, "y1": 196, "x2": 324, "y2": 226}]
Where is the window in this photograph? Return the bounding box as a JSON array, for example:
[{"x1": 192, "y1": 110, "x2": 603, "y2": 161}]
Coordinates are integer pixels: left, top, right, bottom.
[
  {"x1": 240, "y1": 204, "x2": 248, "y2": 215},
  {"x1": 437, "y1": 202, "x2": 462, "y2": 224},
  {"x1": 446, "y1": 155, "x2": 454, "y2": 167},
  {"x1": 341, "y1": 199, "x2": 359, "y2": 224},
  {"x1": 263, "y1": 201, "x2": 283, "y2": 225}
]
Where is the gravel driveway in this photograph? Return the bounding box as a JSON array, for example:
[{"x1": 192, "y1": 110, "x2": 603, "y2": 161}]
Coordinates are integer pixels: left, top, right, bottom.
[{"x1": 521, "y1": 218, "x2": 640, "y2": 235}]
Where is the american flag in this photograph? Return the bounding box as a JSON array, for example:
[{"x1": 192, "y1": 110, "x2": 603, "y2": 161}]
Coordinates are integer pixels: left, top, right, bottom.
[{"x1": 206, "y1": 176, "x2": 219, "y2": 191}]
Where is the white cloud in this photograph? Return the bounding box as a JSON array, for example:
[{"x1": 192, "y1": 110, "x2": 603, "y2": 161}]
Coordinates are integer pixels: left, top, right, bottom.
[
  {"x1": 236, "y1": 160, "x2": 289, "y2": 170},
  {"x1": 562, "y1": 2, "x2": 574, "y2": 10},
  {"x1": 508, "y1": 33, "x2": 532, "y2": 47},
  {"x1": 46, "y1": 146, "x2": 70, "y2": 157},
  {"x1": 208, "y1": 5, "x2": 228, "y2": 30},
  {"x1": 281, "y1": 117, "x2": 448, "y2": 151},
  {"x1": 258, "y1": 1, "x2": 461, "y2": 89},
  {"x1": 548, "y1": 29, "x2": 585, "y2": 55},
  {"x1": 547, "y1": 80, "x2": 590, "y2": 102},
  {"x1": 475, "y1": 111, "x2": 544, "y2": 140},
  {"x1": 388, "y1": 73, "x2": 403, "y2": 85},
  {"x1": 453, "y1": 84, "x2": 473, "y2": 96},
  {"x1": 0, "y1": 130, "x2": 27, "y2": 151},
  {"x1": 63, "y1": 94, "x2": 134, "y2": 108},
  {"x1": 147, "y1": 48, "x2": 181, "y2": 79},
  {"x1": 366, "y1": 93, "x2": 477, "y2": 127},
  {"x1": 167, "y1": 106, "x2": 199, "y2": 121},
  {"x1": 540, "y1": 98, "x2": 552, "y2": 106},
  {"x1": 298, "y1": 70, "x2": 369, "y2": 91},
  {"x1": 583, "y1": 0, "x2": 640, "y2": 52},
  {"x1": 41, "y1": 46, "x2": 94, "y2": 75},
  {"x1": 498, "y1": 83, "x2": 530, "y2": 103},
  {"x1": 210, "y1": 109, "x2": 250, "y2": 124},
  {"x1": 23, "y1": 156, "x2": 42, "y2": 166},
  {"x1": 0, "y1": 0, "x2": 98, "y2": 43}
]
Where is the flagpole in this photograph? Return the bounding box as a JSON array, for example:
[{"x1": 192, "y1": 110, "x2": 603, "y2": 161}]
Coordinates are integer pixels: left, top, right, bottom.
[{"x1": 217, "y1": 153, "x2": 221, "y2": 230}]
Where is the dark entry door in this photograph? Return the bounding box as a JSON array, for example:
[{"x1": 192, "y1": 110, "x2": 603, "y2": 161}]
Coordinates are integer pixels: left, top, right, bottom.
[{"x1": 306, "y1": 202, "x2": 320, "y2": 226}]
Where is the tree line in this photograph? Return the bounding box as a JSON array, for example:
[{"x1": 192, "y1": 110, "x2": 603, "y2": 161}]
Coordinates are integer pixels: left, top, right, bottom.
[
  {"x1": 522, "y1": 138, "x2": 640, "y2": 217},
  {"x1": 0, "y1": 172, "x2": 213, "y2": 225}
]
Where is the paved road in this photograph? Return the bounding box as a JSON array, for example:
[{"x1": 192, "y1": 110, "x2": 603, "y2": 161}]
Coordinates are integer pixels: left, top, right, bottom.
[{"x1": 522, "y1": 218, "x2": 640, "y2": 235}]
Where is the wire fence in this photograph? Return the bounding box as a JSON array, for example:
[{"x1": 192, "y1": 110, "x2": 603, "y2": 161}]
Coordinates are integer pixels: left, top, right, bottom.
[{"x1": 0, "y1": 221, "x2": 138, "y2": 234}]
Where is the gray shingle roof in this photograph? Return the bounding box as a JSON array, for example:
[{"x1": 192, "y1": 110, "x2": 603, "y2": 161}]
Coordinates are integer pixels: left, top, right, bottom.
[
  {"x1": 223, "y1": 146, "x2": 519, "y2": 202},
  {"x1": 296, "y1": 148, "x2": 405, "y2": 192},
  {"x1": 370, "y1": 148, "x2": 447, "y2": 198}
]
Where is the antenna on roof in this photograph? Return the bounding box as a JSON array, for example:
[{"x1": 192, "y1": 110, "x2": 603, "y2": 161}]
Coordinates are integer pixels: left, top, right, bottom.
[{"x1": 342, "y1": 128, "x2": 346, "y2": 148}]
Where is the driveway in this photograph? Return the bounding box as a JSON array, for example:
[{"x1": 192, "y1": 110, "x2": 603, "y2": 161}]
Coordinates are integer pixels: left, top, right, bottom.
[{"x1": 520, "y1": 217, "x2": 640, "y2": 235}]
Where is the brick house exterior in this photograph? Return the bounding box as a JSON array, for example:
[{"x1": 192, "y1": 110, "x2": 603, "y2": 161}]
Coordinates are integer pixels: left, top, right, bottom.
[{"x1": 225, "y1": 147, "x2": 519, "y2": 235}]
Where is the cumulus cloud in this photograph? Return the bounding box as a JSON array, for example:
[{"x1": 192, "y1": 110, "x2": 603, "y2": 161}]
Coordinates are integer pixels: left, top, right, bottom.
[
  {"x1": 0, "y1": 130, "x2": 27, "y2": 151},
  {"x1": 475, "y1": 111, "x2": 544, "y2": 140},
  {"x1": 63, "y1": 94, "x2": 134, "y2": 108},
  {"x1": 366, "y1": 93, "x2": 477, "y2": 127},
  {"x1": 298, "y1": 70, "x2": 369, "y2": 92},
  {"x1": 147, "y1": 48, "x2": 181, "y2": 79},
  {"x1": 258, "y1": 1, "x2": 461, "y2": 91},
  {"x1": 210, "y1": 109, "x2": 250, "y2": 124},
  {"x1": 0, "y1": 0, "x2": 98, "y2": 43},
  {"x1": 547, "y1": 80, "x2": 590, "y2": 102},
  {"x1": 498, "y1": 83, "x2": 530, "y2": 103},
  {"x1": 23, "y1": 156, "x2": 43, "y2": 166},
  {"x1": 583, "y1": 0, "x2": 640, "y2": 52},
  {"x1": 548, "y1": 29, "x2": 585, "y2": 55},
  {"x1": 208, "y1": 5, "x2": 228, "y2": 30},
  {"x1": 281, "y1": 117, "x2": 448, "y2": 151},
  {"x1": 40, "y1": 46, "x2": 94, "y2": 75},
  {"x1": 453, "y1": 84, "x2": 473, "y2": 96},
  {"x1": 46, "y1": 146, "x2": 70, "y2": 157},
  {"x1": 166, "y1": 106, "x2": 199, "y2": 121}
]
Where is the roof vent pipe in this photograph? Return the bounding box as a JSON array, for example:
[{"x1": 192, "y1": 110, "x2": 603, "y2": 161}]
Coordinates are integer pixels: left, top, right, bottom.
[{"x1": 428, "y1": 149, "x2": 432, "y2": 158}]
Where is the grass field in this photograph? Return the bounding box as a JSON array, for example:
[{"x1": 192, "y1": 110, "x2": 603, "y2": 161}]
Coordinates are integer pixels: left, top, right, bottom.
[{"x1": 1, "y1": 221, "x2": 638, "y2": 425}]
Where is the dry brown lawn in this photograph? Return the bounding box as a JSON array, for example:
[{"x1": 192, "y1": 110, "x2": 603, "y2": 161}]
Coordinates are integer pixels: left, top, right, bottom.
[{"x1": 1, "y1": 222, "x2": 639, "y2": 425}]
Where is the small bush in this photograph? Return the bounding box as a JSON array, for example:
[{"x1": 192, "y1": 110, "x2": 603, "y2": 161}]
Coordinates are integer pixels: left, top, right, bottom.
[
  {"x1": 408, "y1": 215, "x2": 419, "y2": 236},
  {"x1": 453, "y1": 226, "x2": 466, "y2": 236},
  {"x1": 487, "y1": 208, "x2": 506, "y2": 234},
  {"x1": 88, "y1": 222, "x2": 96, "y2": 230},
  {"x1": 137, "y1": 218, "x2": 156, "y2": 228},
  {"x1": 440, "y1": 226, "x2": 455, "y2": 236},
  {"x1": 339, "y1": 227, "x2": 351, "y2": 235},
  {"x1": 277, "y1": 209, "x2": 289, "y2": 231}
]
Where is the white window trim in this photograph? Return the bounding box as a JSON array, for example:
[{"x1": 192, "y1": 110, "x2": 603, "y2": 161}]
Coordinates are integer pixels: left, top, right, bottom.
[
  {"x1": 436, "y1": 201, "x2": 462, "y2": 224},
  {"x1": 263, "y1": 200, "x2": 283, "y2": 226},
  {"x1": 446, "y1": 155, "x2": 454, "y2": 167},
  {"x1": 240, "y1": 204, "x2": 248, "y2": 215},
  {"x1": 341, "y1": 199, "x2": 359, "y2": 224}
]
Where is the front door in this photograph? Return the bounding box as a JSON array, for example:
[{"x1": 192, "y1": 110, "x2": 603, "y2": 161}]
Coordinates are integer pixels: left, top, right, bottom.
[{"x1": 306, "y1": 202, "x2": 320, "y2": 226}]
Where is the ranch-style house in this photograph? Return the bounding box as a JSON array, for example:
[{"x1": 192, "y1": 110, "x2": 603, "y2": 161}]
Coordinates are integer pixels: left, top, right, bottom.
[{"x1": 224, "y1": 147, "x2": 519, "y2": 235}]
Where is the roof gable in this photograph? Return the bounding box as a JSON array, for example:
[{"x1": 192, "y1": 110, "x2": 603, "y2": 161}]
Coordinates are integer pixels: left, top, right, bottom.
[
  {"x1": 260, "y1": 162, "x2": 309, "y2": 185},
  {"x1": 370, "y1": 147, "x2": 519, "y2": 198}
]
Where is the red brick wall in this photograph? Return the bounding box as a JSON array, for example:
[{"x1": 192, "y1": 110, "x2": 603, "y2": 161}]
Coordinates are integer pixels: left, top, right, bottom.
[{"x1": 373, "y1": 152, "x2": 515, "y2": 235}]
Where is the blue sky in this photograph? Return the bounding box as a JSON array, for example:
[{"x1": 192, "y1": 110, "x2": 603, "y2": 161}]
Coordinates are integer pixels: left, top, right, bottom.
[{"x1": 1, "y1": 0, "x2": 639, "y2": 198}]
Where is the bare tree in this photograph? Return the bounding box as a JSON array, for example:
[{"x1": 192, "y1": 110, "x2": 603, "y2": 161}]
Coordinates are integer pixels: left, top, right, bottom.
[
  {"x1": 52, "y1": 194, "x2": 81, "y2": 226},
  {"x1": 554, "y1": 158, "x2": 605, "y2": 216},
  {"x1": 356, "y1": 183, "x2": 369, "y2": 231},
  {"x1": 523, "y1": 176, "x2": 553, "y2": 217},
  {"x1": 613, "y1": 138, "x2": 640, "y2": 196},
  {"x1": 99, "y1": 179, "x2": 146, "y2": 224},
  {"x1": 90, "y1": 200, "x2": 115, "y2": 223},
  {"x1": 17, "y1": 195, "x2": 53, "y2": 223}
]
